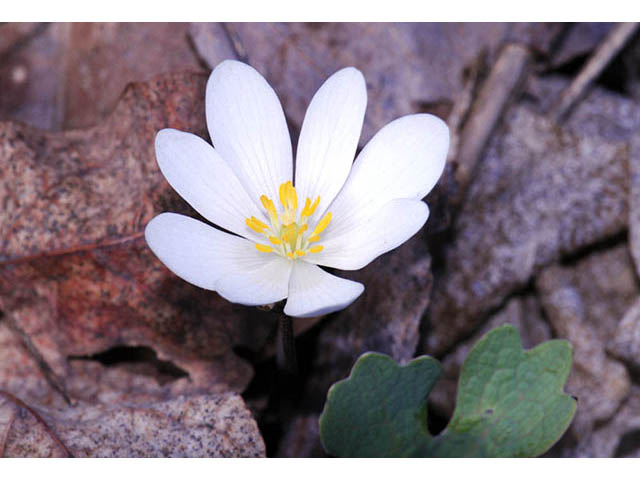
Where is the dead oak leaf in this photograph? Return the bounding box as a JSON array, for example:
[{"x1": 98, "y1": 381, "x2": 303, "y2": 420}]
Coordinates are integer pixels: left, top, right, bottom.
[{"x1": 0, "y1": 72, "x2": 275, "y2": 399}]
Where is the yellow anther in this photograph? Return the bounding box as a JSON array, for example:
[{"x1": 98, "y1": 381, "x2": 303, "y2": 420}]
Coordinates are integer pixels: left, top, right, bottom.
[
  {"x1": 301, "y1": 198, "x2": 312, "y2": 217},
  {"x1": 260, "y1": 195, "x2": 278, "y2": 223},
  {"x1": 309, "y1": 212, "x2": 331, "y2": 237},
  {"x1": 246, "y1": 216, "x2": 269, "y2": 233},
  {"x1": 301, "y1": 196, "x2": 321, "y2": 218},
  {"x1": 279, "y1": 181, "x2": 298, "y2": 212},
  {"x1": 250, "y1": 183, "x2": 332, "y2": 260},
  {"x1": 309, "y1": 196, "x2": 320, "y2": 216}
]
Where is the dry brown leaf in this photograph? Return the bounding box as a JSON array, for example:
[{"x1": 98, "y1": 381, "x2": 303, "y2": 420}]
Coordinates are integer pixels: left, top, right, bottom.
[{"x1": 0, "y1": 71, "x2": 276, "y2": 456}]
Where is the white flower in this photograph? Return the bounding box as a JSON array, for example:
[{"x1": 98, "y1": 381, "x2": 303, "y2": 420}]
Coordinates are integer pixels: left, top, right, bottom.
[{"x1": 145, "y1": 60, "x2": 449, "y2": 318}]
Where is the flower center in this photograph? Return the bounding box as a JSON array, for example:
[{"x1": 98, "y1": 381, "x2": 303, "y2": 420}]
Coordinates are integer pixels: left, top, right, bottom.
[{"x1": 246, "y1": 181, "x2": 331, "y2": 260}]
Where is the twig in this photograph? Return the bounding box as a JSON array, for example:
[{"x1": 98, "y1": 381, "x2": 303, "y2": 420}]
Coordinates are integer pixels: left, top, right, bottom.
[
  {"x1": 277, "y1": 313, "x2": 297, "y2": 374},
  {"x1": 3, "y1": 314, "x2": 73, "y2": 406},
  {"x1": 548, "y1": 22, "x2": 639, "y2": 122},
  {"x1": 0, "y1": 390, "x2": 73, "y2": 457},
  {"x1": 452, "y1": 43, "x2": 531, "y2": 208},
  {"x1": 221, "y1": 23, "x2": 249, "y2": 63}
]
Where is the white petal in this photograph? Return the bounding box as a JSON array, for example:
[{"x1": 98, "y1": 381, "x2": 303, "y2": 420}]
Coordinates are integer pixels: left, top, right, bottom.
[
  {"x1": 311, "y1": 199, "x2": 429, "y2": 271},
  {"x1": 155, "y1": 129, "x2": 264, "y2": 243},
  {"x1": 145, "y1": 213, "x2": 292, "y2": 306},
  {"x1": 326, "y1": 114, "x2": 448, "y2": 240},
  {"x1": 294, "y1": 67, "x2": 367, "y2": 222},
  {"x1": 283, "y1": 261, "x2": 364, "y2": 318},
  {"x1": 206, "y1": 60, "x2": 293, "y2": 207}
]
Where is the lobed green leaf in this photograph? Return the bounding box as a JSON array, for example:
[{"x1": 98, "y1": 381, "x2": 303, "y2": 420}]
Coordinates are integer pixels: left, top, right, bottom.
[{"x1": 319, "y1": 325, "x2": 576, "y2": 457}]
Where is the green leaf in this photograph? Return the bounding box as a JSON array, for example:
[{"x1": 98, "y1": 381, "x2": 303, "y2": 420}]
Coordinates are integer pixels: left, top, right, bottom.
[
  {"x1": 319, "y1": 353, "x2": 440, "y2": 457},
  {"x1": 319, "y1": 325, "x2": 576, "y2": 457}
]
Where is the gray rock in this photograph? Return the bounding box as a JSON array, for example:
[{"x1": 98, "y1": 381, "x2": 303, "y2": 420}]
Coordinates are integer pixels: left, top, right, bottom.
[
  {"x1": 609, "y1": 297, "x2": 640, "y2": 369},
  {"x1": 571, "y1": 387, "x2": 640, "y2": 457},
  {"x1": 535, "y1": 246, "x2": 635, "y2": 441},
  {"x1": 423, "y1": 85, "x2": 631, "y2": 356}
]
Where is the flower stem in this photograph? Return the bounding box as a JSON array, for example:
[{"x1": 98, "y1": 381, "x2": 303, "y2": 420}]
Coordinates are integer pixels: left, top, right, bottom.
[{"x1": 277, "y1": 313, "x2": 297, "y2": 374}]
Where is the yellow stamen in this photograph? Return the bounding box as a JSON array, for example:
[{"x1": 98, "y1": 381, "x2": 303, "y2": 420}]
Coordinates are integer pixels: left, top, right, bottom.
[
  {"x1": 246, "y1": 216, "x2": 269, "y2": 233},
  {"x1": 255, "y1": 243, "x2": 273, "y2": 253},
  {"x1": 260, "y1": 195, "x2": 278, "y2": 223},
  {"x1": 310, "y1": 212, "x2": 331, "y2": 237},
  {"x1": 279, "y1": 181, "x2": 298, "y2": 212},
  {"x1": 301, "y1": 198, "x2": 312, "y2": 217},
  {"x1": 249, "y1": 182, "x2": 332, "y2": 260},
  {"x1": 301, "y1": 196, "x2": 321, "y2": 218},
  {"x1": 309, "y1": 196, "x2": 320, "y2": 216}
]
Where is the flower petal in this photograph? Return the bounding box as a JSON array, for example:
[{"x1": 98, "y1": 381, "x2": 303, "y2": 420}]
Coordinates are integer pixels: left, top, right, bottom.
[
  {"x1": 206, "y1": 60, "x2": 293, "y2": 207},
  {"x1": 145, "y1": 213, "x2": 292, "y2": 305},
  {"x1": 155, "y1": 129, "x2": 264, "y2": 243},
  {"x1": 294, "y1": 67, "x2": 367, "y2": 222},
  {"x1": 283, "y1": 261, "x2": 364, "y2": 318},
  {"x1": 326, "y1": 114, "x2": 448, "y2": 239},
  {"x1": 310, "y1": 199, "x2": 429, "y2": 271}
]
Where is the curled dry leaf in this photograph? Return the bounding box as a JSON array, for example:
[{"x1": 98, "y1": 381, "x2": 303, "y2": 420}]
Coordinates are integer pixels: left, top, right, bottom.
[{"x1": 0, "y1": 72, "x2": 272, "y2": 456}]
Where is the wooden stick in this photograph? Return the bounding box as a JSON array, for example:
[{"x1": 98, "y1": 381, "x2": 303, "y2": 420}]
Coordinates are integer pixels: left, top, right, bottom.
[
  {"x1": 548, "y1": 22, "x2": 639, "y2": 122},
  {"x1": 453, "y1": 43, "x2": 531, "y2": 208}
]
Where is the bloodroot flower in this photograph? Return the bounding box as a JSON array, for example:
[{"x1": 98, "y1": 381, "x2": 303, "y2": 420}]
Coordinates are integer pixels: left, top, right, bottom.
[{"x1": 145, "y1": 60, "x2": 449, "y2": 318}]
